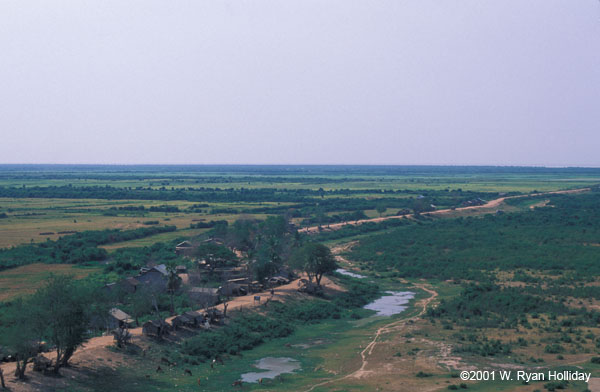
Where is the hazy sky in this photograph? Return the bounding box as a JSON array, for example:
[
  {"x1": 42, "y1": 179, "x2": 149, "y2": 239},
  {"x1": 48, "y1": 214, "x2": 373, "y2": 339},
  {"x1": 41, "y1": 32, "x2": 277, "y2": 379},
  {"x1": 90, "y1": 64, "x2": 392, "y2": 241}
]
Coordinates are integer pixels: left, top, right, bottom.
[{"x1": 1, "y1": 1, "x2": 599, "y2": 166}]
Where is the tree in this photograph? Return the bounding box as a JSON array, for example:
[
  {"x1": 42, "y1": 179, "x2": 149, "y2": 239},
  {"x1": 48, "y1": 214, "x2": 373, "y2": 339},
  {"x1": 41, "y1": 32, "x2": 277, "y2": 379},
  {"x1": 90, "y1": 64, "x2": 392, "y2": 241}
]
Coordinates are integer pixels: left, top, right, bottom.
[
  {"x1": 29, "y1": 275, "x2": 93, "y2": 373},
  {"x1": 112, "y1": 327, "x2": 132, "y2": 348},
  {"x1": 194, "y1": 243, "x2": 237, "y2": 272},
  {"x1": 0, "y1": 360, "x2": 4, "y2": 388},
  {"x1": 128, "y1": 285, "x2": 155, "y2": 326},
  {"x1": 166, "y1": 262, "x2": 182, "y2": 315},
  {"x1": 4, "y1": 300, "x2": 38, "y2": 380},
  {"x1": 376, "y1": 205, "x2": 387, "y2": 217},
  {"x1": 290, "y1": 243, "x2": 337, "y2": 286}
]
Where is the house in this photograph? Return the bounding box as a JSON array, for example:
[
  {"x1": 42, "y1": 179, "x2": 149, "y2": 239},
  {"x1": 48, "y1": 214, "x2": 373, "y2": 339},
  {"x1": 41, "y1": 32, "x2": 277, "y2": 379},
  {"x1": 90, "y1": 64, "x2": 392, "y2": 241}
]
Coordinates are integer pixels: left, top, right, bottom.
[
  {"x1": 276, "y1": 267, "x2": 295, "y2": 280},
  {"x1": 189, "y1": 287, "x2": 219, "y2": 306},
  {"x1": 102, "y1": 282, "x2": 117, "y2": 294},
  {"x1": 102, "y1": 276, "x2": 139, "y2": 295},
  {"x1": 121, "y1": 277, "x2": 139, "y2": 293},
  {"x1": 142, "y1": 320, "x2": 170, "y2": 337},
  {"x1": 136, "y1": 264, "x2": 168, "y2": 291},
  {"x1": 90, "y1": 307, "x2": 135, "y2": 330},
  {"x1": 175, "y1": 241, "x2": 193, "y2": 255},
  {"x1": 204, "y1": 308, "x2": 224, "y2": 325},
  {"x1": 249, "y1": 281, "x2": 264, "y2": 293},
  {"x1": 108, "y1": 308, "x2": 135, "y2": 329},
  {"x1": 183, "y1": 311, "x2": 205, "y2": 327},
  {"x1": 268, "y1": 276, "x2": 289, "y2": 286},
  {"x1": 171, "y1": 314, "x2": 194, "y2": 330},
  {"x1": 202, "y1": 237, "x2": 224, "y2": 245},
  {"x1": 176, "y1": 265, "x2": 187, "y2": 274},
  {"x1": 218, "y1": 278, "x2": 249, "y2": 296},
  {"x1": 212, "y1": 267, "x2": 246, "y2": 280}
]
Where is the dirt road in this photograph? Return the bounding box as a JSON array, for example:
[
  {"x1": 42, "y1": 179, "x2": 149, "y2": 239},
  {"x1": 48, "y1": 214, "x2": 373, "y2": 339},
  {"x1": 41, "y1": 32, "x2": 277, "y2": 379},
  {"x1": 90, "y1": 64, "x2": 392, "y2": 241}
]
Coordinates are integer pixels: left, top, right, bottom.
[{"x1": 298, "y1": 187, "x2": 590, "y2": 234}]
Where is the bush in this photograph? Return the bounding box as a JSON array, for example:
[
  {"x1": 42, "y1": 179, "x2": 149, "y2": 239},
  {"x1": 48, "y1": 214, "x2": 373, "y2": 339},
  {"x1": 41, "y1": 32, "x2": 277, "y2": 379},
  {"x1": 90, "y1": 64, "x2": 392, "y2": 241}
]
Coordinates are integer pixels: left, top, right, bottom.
[
  {"x1": 544, "y1": 344, "x2": 564, "y2": 354},
  {"x1": 181, "y1": 313, "x2": 294, "y2": 361}
]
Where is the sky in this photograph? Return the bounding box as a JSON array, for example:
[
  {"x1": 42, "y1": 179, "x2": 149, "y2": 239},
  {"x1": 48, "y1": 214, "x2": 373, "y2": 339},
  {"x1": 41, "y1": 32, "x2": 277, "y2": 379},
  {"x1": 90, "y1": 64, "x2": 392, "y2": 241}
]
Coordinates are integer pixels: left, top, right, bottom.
[{"x1": 1, "y1": 1, "x2": 599, "y2": 166}]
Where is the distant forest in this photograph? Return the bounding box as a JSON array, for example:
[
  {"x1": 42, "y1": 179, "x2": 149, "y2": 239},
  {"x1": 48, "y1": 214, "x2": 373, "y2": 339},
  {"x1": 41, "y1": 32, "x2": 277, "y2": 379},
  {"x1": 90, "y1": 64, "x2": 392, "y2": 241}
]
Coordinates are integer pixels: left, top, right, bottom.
[{"x1": 1, "y1": 164, "x2": 600, "y2": 176}]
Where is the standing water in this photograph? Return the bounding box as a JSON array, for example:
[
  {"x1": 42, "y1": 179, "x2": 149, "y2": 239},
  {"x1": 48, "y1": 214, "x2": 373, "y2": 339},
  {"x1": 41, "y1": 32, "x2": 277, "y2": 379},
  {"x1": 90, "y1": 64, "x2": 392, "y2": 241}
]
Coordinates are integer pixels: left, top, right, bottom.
[
  {"x1": 240, "y1": 357, "x2": 301, "y2": 383},
  {"x1": 335, "y1": 268, "x2": 366, "y2": 279},
  {"x1": 364, "y1": 291, "x2": 415, "y2": 316}
]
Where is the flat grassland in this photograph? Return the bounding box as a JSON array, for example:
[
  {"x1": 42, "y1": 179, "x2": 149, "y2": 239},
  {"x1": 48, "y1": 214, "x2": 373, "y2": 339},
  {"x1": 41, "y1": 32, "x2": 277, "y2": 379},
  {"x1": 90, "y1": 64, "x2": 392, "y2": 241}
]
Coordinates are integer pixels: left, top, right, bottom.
[
  {"x1": 0, "y1": 197, "x2": 272, "y2": 248},
  {"x1": 0, "y1": 263, "x2": 102, "y2": 301}
]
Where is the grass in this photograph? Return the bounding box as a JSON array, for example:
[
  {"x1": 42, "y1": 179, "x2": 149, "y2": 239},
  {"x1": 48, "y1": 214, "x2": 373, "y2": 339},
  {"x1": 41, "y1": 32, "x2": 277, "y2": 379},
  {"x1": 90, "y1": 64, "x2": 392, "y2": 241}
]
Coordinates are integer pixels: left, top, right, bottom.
[
  {"x1": 0, "y1": 263, "x2": 102, "y2": 301},
  {"x1": 0, "y1": 197, "x2": 271, "y2": 248},
  {"x1": 100, "y1": 228, "x2": 209, "y2": 250}
]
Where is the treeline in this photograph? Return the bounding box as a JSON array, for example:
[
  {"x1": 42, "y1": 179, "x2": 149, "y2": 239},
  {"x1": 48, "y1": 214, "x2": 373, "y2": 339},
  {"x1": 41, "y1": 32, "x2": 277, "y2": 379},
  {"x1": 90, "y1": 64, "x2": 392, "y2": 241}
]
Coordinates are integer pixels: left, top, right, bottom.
[
  {"x1": 0, "y1": 184, "x2": 499, "y2": 205},
  {"x1": 189, "y1": 220, "x2": 228, "y2": 229},
  {"x1": 3, "y1": 163, "x2": 599, "y2": 176},
  {"x1": 0, "y1": 226, "x2": 176, "y2": 270},
  {"x1": 109, "y1": 205, "x2": 181, "y2": 212}
]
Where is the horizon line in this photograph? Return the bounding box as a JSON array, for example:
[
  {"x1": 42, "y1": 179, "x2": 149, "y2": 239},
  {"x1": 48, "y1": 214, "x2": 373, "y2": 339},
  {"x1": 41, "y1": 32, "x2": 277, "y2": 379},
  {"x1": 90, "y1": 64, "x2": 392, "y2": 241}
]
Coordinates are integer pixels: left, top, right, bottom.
[{"x1": 1, "y1": 163, "x2": 600, "y2": 169}]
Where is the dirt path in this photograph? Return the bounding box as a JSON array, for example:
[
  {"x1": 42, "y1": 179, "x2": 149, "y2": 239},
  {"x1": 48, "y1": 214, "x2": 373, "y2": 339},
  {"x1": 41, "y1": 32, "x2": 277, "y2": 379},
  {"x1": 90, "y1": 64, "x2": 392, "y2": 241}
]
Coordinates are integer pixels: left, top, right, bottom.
[
  {"x1": 304, "y1": 242, "x2": 439, "y2": 392},
  {"x1": 303, "y1": 282, "x2": 438, "y2": 392},
  {"x1": 71, "y1": 279, "x2": 306, "y2": 354},
  {"x1": 298, "y1": 187, "x2": 590, "y2": 234}
]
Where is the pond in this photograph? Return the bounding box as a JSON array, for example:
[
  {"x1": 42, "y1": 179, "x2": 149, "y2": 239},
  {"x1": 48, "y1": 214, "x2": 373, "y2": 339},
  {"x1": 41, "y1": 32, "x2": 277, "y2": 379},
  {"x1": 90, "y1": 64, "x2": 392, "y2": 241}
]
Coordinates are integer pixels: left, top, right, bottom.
[
  {"x1": 240, "y1": 357, "x2": 301, "y2": 383},
  {"x1": 335, "y1": 268, "x2": 366, "y2": 279},
  {"x1": 364, "y1": 291, "x2": 415, "y2": 316}
]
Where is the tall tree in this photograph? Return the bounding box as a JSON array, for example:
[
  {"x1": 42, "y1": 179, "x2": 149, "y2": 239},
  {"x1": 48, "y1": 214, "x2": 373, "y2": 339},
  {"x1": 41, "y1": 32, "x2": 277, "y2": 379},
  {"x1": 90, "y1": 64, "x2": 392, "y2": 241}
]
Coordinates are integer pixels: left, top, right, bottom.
[
  {"x1": 128, "y1": 285, "x2": 155, "y2": 326},
  {"x1": 30, "y1": 275, "x2": 93, "y2": 373},
  {"x1": 290, "y1": 243, "x2": 337, "y2": 286},
  {"x1": 5, "y1": 299, "x2": 38, "y2": 380}
]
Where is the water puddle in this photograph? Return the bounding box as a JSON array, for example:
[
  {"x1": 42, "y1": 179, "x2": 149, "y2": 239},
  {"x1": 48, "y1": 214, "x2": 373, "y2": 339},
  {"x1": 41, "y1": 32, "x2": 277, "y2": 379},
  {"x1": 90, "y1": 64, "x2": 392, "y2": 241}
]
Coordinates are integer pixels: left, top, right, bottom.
[
  {"x1": 240, "y1": 357, "x2": 301, "y2": 383},
  {"x1": 364, "y1": 291, "x2": 415, "y2": 316},
  {"x1": 336, "y1": 268, "x2": 366, "y2": 279}
]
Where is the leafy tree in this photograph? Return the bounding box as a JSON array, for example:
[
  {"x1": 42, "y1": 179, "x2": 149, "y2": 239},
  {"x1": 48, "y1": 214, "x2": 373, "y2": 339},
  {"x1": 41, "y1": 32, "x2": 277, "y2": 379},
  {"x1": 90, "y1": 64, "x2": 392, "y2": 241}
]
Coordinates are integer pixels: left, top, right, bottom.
[
  {"x1": 0, "y1": 355, "x2": 4, "y2": 388},
  {"x1": 227, "y1": 219, "x2": 255, "y2": 250},
  {"x1": 29, "y1": 275, "x2": 94, "y2": 373},
  {"x1": 5, "y1": 299, "x2": 39, "y2": 380},
  {"x1": 376, "y1": 205, "x2": 387, "y2": 217},
  {"x1": 193, "y1": 243, "x2": 237, "y2": 271},
  {"x1": 128, "y1": 285, "x2": 155, "y2": 326},
  {"x1": 290, "y1": 243, "x2": 337, "y2": 286}
]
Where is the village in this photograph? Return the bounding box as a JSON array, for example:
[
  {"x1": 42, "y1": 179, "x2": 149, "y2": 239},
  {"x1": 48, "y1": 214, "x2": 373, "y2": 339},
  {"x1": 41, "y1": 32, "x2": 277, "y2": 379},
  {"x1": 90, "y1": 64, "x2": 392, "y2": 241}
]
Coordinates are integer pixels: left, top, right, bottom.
[{"x1": 97, "y1": 239, "x2": 297, "y2": 343}]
